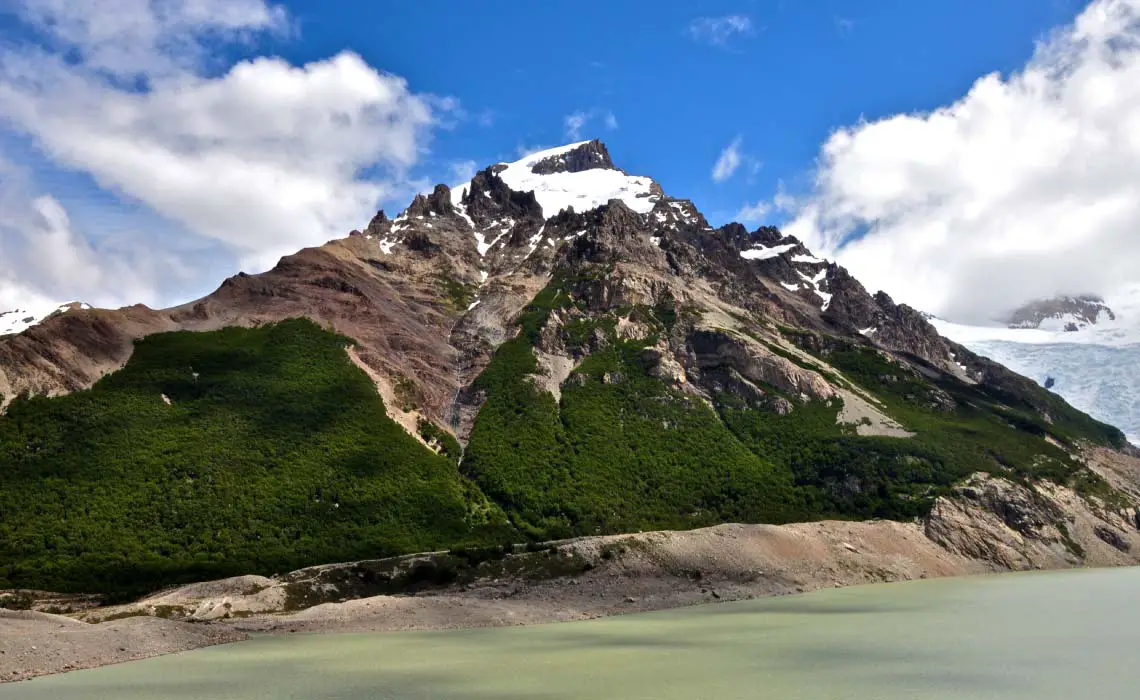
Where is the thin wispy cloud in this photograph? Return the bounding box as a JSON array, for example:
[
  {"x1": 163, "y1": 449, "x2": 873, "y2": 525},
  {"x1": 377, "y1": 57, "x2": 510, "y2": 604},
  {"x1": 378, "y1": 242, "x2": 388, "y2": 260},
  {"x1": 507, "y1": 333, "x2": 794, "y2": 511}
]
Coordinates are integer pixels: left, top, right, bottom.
[
  {"x1": 735, "y1": 201, "x2": 772, "y2": 224},
  {"x1": 476, "y1": 108, "x2": 496, "y2": 127},
  {"x1": 449, "y1": 160, "x2": 478, "y2": 182},
  {"x1": 687, "y1": 15, "x2": 754, "y2": 47},
  {"x1": 834, "y1": 16, "x2": 856, "y2": 35},
  {"x1": 712, "y1": 136, "x2": 744, "y2": 182},
  {"x1": 564, "y1": 108, "x2": 620, "y2": 141}
]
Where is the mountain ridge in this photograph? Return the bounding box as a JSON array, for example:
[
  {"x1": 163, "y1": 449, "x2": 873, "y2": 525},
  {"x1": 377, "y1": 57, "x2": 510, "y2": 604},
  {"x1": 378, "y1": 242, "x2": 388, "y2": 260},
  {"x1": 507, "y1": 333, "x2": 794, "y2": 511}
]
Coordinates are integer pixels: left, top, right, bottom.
[{"x1": 0, "y1": 139, "x2": 1134, "y2": 595}]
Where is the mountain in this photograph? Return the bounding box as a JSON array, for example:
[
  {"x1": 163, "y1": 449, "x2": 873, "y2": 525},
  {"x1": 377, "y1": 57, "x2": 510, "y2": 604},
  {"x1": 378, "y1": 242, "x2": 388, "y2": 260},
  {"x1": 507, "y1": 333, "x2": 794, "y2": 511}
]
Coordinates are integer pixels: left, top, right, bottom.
[
  {"x1": 1004, "y1": 295, "x2": 1116, "y2": 332},
  {"x1": 0, "y1": 140, "x2": 1133, "y2": 596}
]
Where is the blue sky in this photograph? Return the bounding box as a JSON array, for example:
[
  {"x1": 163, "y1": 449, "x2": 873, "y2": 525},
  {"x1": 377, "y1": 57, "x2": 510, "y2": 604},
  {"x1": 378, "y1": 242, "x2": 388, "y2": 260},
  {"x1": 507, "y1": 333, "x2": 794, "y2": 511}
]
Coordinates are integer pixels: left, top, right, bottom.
[
  {"x1": 3, "y1": 0, "x2": 1140, "y2": 322},
  {"x1": 267, "y1": 0, "x2": 1086, "y2": 221}
]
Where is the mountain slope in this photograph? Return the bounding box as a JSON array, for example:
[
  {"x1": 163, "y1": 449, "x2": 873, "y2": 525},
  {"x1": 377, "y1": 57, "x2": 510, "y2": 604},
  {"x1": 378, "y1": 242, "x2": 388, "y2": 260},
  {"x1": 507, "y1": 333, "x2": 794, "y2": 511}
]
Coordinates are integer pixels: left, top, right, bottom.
[{"x1": 0, "y1": 140, "x2": 1132, "y2": 595}]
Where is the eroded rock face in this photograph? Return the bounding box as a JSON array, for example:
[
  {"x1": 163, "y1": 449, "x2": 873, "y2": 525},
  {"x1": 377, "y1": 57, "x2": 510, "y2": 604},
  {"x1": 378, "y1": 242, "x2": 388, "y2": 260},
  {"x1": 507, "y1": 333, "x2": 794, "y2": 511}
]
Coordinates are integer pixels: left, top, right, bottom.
[
  {"x1": 924, "y1": 472, "x2": 1140, "y2": 570},
  {"x1": 683, "y1": 329, "x2": 837, "y2": 402}
]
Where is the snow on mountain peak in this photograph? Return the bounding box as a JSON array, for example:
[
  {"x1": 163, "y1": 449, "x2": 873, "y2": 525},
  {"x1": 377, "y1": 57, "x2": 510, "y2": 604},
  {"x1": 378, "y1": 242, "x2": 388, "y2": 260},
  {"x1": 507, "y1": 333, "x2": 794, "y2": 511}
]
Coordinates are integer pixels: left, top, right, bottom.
[
  {"x1": 450, "y1": 140, "x2": 661, "y2": 220},
  {"x1": 0, "y1": 301, "x2": 89, "y2": 336},
  {"x1": 1005, "y1": 295, "x2": 1116, "y2": 332}
]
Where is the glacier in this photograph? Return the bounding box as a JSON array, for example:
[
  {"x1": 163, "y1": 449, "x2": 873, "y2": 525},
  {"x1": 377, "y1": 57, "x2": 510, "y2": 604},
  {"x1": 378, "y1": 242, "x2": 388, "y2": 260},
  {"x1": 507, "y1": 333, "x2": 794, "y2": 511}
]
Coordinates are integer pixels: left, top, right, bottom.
[{"x1": 933, "y1": 318, "x2": 1140, "y2": 446}]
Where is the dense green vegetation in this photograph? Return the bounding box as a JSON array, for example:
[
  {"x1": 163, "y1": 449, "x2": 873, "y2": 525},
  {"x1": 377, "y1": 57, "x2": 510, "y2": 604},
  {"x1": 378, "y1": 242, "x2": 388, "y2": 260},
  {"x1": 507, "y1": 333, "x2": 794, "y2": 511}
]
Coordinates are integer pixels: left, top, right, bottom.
[
  {"x1": 462, "y1": 276, "x2": 801, "y2": 540},
  {"x1": 0, "y1": 276, "x2": 1125, "y2": 596},
  {"x1": 0, "y1": 320, "x2": 510, "y2": 594},
  {"x1": 716, "y1": 335, "x2": 1119, "y2": 519}
]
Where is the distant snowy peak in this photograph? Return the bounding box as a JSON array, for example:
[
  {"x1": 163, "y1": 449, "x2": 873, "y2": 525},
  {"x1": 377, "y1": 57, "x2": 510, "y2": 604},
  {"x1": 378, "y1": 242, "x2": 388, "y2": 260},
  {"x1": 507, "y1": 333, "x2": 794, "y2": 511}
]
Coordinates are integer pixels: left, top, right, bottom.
[
  {"x1": 449, "y1": 140, "x2": 662, "y2": 220},
  {"x1": 0, "y1": 301, "x2": 89, "y2": 336},
  {"x1": 1005, "y1": 295, "x2": 1116, "y2": 332}
]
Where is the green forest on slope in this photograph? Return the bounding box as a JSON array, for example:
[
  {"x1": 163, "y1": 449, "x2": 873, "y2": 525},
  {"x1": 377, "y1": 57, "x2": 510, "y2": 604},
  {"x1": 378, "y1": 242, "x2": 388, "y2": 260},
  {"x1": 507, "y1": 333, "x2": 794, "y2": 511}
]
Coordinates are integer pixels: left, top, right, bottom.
[
  {"x1": 0, "y1": 280, "x2": 1126, "y2": 595},
  {"x1": 0, "y1": 320, "x2": 511, "y2": 594},
  {"x1": 462, "y1": 276, "x2": 1125, "y2": 536}
]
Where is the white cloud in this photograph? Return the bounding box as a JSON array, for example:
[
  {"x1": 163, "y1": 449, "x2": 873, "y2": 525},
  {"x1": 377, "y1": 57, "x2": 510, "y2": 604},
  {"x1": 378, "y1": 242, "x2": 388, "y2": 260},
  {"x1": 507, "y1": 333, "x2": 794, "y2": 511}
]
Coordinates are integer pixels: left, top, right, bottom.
[
  {"x1": 0, "y1": 0, "x2": 445, "y2": 309},
  {"x1": 783, "y1": 0, "x2": 1140, "y2": 323},
  {"x1": 563, "y1": 108, "x2": 619, "y2": 141},
  {"x1": 735, "y1": 201, "x2": 772, "y2": 224},
  {"x1": 712, "y1": 136, "x2": 743, "y2": 182},
  {"x1": 687, "y1": 15, "x2": 754, "y2": 47},
  {"x1": 565, "y1": 111, "x2": 589, "y2": 141},
  {"x1": 12, "y1": 0, "x2": 289, "y2": 79},
  {"x1": 0, "y1": 157, "x2": 193, "y2": 309}
]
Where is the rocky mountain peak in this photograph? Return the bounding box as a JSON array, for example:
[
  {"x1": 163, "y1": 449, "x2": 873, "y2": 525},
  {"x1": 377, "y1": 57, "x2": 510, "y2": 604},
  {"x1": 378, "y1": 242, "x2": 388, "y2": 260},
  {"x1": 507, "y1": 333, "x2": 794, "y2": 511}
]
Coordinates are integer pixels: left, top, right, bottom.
[
  {"x1": 406, "y1": 185, "x2": 455, "y2": 219},
  {"x1": 461, "y1": 168, "x2": 544, "y2": 225},
  {"x1": 1005, "y1": 295, "x2": 1116, "y2": 332},
  {"x1": 530, "y1": 139, "x2": 616, "y2": 175},
  {"x1": 361, "y1": 210, "x2": 390, "y2": 237}
]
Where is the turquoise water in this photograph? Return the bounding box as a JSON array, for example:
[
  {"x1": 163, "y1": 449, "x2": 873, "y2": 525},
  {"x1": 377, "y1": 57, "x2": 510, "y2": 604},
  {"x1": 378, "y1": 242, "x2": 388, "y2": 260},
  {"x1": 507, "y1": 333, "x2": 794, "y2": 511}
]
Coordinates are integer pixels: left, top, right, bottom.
[{"x1": 7, "y1": 567, "x2": 1140, "y2": 699}]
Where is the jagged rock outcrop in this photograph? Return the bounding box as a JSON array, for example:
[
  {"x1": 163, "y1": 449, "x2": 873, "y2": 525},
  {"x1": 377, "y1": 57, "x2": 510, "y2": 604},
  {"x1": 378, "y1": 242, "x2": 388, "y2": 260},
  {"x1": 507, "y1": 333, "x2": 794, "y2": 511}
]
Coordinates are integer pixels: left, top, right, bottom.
[{"x1": 530, "y1": 139, "x2": 616, "y2": 174}]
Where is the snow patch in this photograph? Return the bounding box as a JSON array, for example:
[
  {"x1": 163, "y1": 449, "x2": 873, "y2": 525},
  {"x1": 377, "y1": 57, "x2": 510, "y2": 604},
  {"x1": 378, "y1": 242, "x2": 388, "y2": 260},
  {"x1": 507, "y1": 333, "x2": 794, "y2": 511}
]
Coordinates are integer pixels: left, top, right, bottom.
[
  {"x1": 0, "y1": 301, "x2": 86, "y2": 336},
  {"x1": 452, "y1": 201, "x2": 475, "y2": 229},
  {"x1": 467, "y1": 300, "x2": 481, "y2": 311},
  {"x1": 791, "y1": 254, "x2": 826, "y2": 264},
  {"x1": 525, "y1": 225, "x2": 546, "y2": 259},
  {"x1": 780, "y1": 282, "x2": 800, "y2": 292},
  {"x1": 740, "y1": 243, "x2": 796, "y2": 260},
  {"x1": 796, "y1": 269, "x2": 832, "y2": 311}
]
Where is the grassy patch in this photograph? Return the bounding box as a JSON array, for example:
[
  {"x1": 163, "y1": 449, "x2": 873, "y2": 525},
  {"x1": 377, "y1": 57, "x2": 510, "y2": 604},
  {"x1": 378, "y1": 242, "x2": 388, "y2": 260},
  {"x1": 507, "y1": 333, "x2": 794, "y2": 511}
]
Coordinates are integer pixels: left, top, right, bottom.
[{"x1": 437, "y1": 274, "x2": 476, "y2": 311}]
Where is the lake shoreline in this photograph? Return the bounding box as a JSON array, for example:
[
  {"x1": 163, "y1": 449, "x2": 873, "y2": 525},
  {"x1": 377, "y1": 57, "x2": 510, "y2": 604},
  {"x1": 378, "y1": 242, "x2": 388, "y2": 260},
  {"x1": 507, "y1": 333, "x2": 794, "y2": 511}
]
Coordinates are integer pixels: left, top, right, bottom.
[
  {"x1": 11, "y1": 566, "x2": 1140, "y2": 699},
  {"x1": 6, "y1": 447, "x2": 1140, "y2": 684}
]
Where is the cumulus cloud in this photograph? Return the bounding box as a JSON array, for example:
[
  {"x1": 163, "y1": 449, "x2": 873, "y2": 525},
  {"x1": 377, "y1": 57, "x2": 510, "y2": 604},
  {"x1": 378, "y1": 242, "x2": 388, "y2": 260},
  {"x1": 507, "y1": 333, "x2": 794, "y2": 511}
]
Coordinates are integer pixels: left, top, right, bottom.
[
  {"x1": 564, "y1": 109, "x2": 619, "y2": 141},
  {"x1": 0, "y1": 0, "x2": 445, "y2": 309},
  {"x1": 712, "y1": 136, "x2": 744, "y2": 182},
  {"x1": 0, "y1": 157, "x2": 194, "y2": 308},
  {"x1": 687, "y1": 15, "x2": 754, "y2": 47},
  {"x1": 784, "y1": 0, "x2": 1140, "y2": 323}
]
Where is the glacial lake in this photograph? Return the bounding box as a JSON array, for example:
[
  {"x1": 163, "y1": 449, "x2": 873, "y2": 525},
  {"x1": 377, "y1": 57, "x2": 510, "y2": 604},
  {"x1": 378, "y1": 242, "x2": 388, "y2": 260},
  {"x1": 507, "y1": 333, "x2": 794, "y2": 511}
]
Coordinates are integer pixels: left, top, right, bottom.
[{"x1": 7, "y1": 566, "x2": 1140, "y2": 700}]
